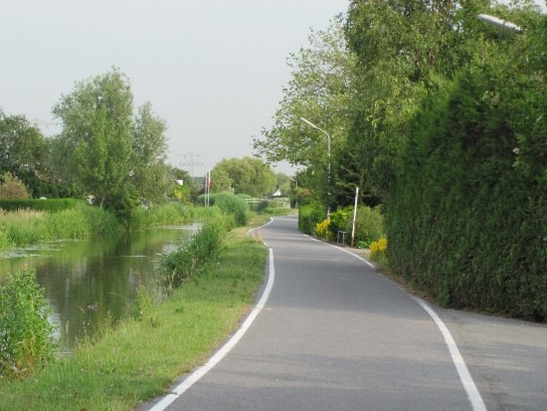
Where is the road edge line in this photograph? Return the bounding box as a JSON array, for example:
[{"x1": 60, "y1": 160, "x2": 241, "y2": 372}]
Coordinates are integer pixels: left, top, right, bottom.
[
  {"x1": 413, "y1": 297, "x2": 487, "y2": 411},
  {"x1": 148, "y1": 225, "x2": 276, "y2": 411},
  {"x1": 303, "y1": 234, "x2": 487, "y2": 410},
  {"x1": 303, "y1": 234, "x2": 376, "y2": 268}
]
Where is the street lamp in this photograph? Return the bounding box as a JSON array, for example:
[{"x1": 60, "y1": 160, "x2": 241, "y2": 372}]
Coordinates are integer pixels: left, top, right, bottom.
[
  {"x1": 477, "y1": 13, "x2": 523, "y2": 33},
  {"x1": 300, "y1": 117, "x2": 331, "y2": 219}
]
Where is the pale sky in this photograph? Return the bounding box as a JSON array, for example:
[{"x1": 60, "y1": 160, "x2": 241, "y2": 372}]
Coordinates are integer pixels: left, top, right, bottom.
[{"x1": 2, "y1": 0, "x2": 349, "y2": 176}]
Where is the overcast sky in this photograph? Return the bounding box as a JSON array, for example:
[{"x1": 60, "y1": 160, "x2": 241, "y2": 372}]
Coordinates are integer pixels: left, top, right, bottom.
[{"x1": 2, "y1": 0, "x2": 349, "y2": 176}]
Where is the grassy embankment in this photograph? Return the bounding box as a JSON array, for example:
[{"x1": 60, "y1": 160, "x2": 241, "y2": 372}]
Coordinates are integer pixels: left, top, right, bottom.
[
  {"x1": 0, "y1": 198, "x2": 287, "y2": 409},
  {"x1": 0, "y1": 215, "x2": 270, "y2": 411}
]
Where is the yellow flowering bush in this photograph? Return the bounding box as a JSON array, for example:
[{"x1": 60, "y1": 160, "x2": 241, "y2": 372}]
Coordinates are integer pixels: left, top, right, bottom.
[
  {"x1": 369, "y1": 237, "x2": 388, "y2": 262},
  {"x1": 315, "y1": 218, "x2": 332, "y2": 241}
]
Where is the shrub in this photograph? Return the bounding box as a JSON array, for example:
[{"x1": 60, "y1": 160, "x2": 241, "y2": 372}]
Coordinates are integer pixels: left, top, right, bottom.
[
  {"x1": 298, "y1": 201, "x2": 325, "y2": 234},
  {"x1": 0, "y1": 268, "x2": 55, "y2": 380},
  {"x1": 353, "y1": 206, "x2": 384, "y2": 248},
  {"x1": 311, "y1": 206, "x2": 384, "y2": 247},
  {"x1": 255, "y1": 200, "x2": 270, "y2": 213},
  {"x1": 43, "y1": 208, "x2": 89, "y2": 239},
  {"x1": 213, "y1": 192, "x2": 249, "y2": 227},
  {"x1": 0, "y1": 172, "x2": 30, "y2": 199},
  {"x1": 328, "y1": 208, "x2": 352, "y2": 242},
  {"x1": 315, "y1": 218, "x2": 331, "y2": 241},
  {"x1": 78, "y1": 204, "x2": 122, "y2": 236},
  {"x1": 369, "y1": 237, "x2": 388, "y2": 263},
  {"x1": 129, "y1": 202, "x2": 192, "y2": 231},
  {"x1": 2, "y1": 210, "x2": 46, "y2": 246},
  {"x1": 161, "y1": 224, "x2": 225, "y2": 289}
]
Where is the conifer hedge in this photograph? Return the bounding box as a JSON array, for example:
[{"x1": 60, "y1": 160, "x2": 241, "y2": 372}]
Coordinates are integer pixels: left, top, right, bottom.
[{"x1": 386, "y1": 22, "x2": 547, "y2": 321}]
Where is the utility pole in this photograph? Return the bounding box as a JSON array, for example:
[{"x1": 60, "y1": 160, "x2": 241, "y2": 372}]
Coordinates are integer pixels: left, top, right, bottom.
[{"x1": 179, "y1": 152, "x2": 204, "y2": 177}]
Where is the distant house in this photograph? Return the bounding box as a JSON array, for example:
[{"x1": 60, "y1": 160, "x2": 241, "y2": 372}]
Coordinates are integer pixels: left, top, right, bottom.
[{"x1": 271, "y1": 188, "x2": 282, "y2": 198}]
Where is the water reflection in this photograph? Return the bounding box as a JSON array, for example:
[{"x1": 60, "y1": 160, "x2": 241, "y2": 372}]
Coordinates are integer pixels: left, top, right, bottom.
[{"x1": 0, "y1": 226, "x2": 195, "y2": 351}]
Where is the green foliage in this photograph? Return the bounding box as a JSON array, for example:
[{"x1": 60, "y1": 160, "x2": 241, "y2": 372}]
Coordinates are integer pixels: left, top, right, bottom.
[
  {"x1": 298, "y1": 201, "x2": 326, "y2": 234},
  {"x1": 102, "y1": 188, "x2": 138, "y2": 227},
  {"x1": 0, "y1": 210, "x2": 47, "y2": 246},
  {"x1": 52, "y1": 68, "x2": 134, "y2": 211},
  {"x1": 0, "y1": 204, "x2": 122, "y2": 249},
  {"x1": 0, "y1": 198, "x2": 82, "y2": 213},
  {"x1": 386, "y1": 18, "x2": 547, "y2": 320},
  {"x1": 0, "y1": 268, "x2": 55, "y2": 380},
  {"x1": 353, "y1": 206, "x2": 384, "y2": 248},
  {"x1": 254, "y1": 200, "x2": 270, "y2": 213},
  {"x1": 211, "y1": 157, "x2": 276, "y2": 197},
  {"x1": 161, "y1": 224, "x2": 225, "y2": 289},
  {"x1": 43, "y1": 208, "x2": 89, "y2": 239},
  {"x1": 41, "y1": 203, "x2": 122, "y2": 239},
  {"x1": 0, "y1": 172, "x2": 30, "y2": 199},
  {"x1": 314, "y1": 206, "x2": 384, "y2": 247},
  {"x1": 197, "y1": 192, "x2": 250, "y2": 227},
  {"x1": 328, "y1": 208, "x2": 352, "y2": 239},
  {"x1": 129, "y1": 201, "x2": 192, "y2": 231},
  {"x1": 253, "y1": 17, "x2": 354, "y2": 168},
  {"x1": 51, "y1": 68, "x2": 170, "y2": 223},
  {"x1": 213, "y1": 192, "x2": 250, "y2": 226},
  {"x1": 0, "y1": 230, "x2": 266, "y2": 411},
  {"x1": 0, "y1": 111, "x2": 57, "y2": 198},
  {"x1": 130, "y1": 102, "x2": 170, "y2": 204}
]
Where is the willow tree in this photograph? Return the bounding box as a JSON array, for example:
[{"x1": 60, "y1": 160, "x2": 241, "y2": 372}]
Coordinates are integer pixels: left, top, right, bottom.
[
  {"x1": 211, "y1": 157, "x2": 276, "y2": 197},
  {"x1": 52, "y1": 68, "x2": 169, "y2": 222},
  {"x1": 53, "y1": 69, "x2": 133, "y2": 209},
  {"x1": 130, "y1": 102, "x2": 170, "y2": 205}
]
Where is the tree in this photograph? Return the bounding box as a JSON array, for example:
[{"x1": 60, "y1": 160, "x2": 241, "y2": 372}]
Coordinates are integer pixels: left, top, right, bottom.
[
  {"x1": 130, "y1": 102, "x2": 169, "y2": 204},
  {"x1": 52, "y1": 68, "x2": 169, "y2": 221},
  {"x1": 0, "y1": 172, "x2": 30, "y2": 199},
  {"x1": 276, "y1": 173, "x2": 291, "y2": 197},
  {"x1": 168, "y1": 166, "x2": 192, "y2": 202},
  {"x1": 0, "y1": 111, "x2": 50, "y2": 197},
  {"x1": 253, "y1": 16, "x2": 357, "y2": 209},
  {"x1": 211, "y1": 157, "x2": 276, "y2": 197},
  {"x1": 52, "y1": 68, "x2": 134, "y2": 210}
]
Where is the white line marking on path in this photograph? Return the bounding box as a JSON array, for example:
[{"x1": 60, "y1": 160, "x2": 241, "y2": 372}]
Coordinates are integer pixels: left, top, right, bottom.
[
  {"x1": 413, "y1": 297, "x2": 487, "y2": 411},
  {"x1": 305, "y1": 234, "x2": 487, "y2": 410},
  {"x1": 148, "y1": 224, "x2": 276, "y2": 411},
  {"x1": 303, "y1": 234, "x2": 376, "y2": 268}
]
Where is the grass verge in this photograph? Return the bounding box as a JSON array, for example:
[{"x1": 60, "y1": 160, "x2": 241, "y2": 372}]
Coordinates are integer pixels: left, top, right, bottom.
[{"x1": 0, "y1": 227, "x2": 267, "y2": 411}]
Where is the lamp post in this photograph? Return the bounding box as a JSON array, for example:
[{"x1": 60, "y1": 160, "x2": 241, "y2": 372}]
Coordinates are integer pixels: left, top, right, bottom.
[
  {"x1": 300, "y1": 117, "x2": 332, "y2": 219},
  {"x1": 477, "y1": 13, "x2": 523, "y2": 33}
]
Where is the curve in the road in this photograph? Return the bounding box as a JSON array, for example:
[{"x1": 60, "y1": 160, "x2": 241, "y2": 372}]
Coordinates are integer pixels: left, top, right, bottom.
[
  {"x1": 148, "y1": 219, "x2": 278, "y2": 411},
  {"x1": 147, "y1": 216, "x2": 487, "y2": 411}
]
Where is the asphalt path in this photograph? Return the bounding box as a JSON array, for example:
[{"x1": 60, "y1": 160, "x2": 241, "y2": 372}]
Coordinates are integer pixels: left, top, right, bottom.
[{"x1": 143, "y1": 215, "x2": 547, "y2": 411}]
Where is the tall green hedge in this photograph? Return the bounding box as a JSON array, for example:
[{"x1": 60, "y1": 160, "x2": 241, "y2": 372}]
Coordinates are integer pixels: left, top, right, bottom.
[
  {"x1": 386, "y1": 30, "x2": 547, "y2": 321},
  {"x1": 0, "y1": 199, "x2": 83, "y2": 213}
]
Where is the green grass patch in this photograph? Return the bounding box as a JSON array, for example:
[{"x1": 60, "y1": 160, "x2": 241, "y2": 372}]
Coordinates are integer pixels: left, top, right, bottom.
[{"x1": 0, "y1": 228, "x2": 267, "y2": 411}]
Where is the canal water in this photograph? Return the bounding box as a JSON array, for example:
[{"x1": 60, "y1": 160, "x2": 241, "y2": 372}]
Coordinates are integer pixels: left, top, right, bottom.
[{"x1": 0, "y1": 225, "x2": 196, "y2": 352}]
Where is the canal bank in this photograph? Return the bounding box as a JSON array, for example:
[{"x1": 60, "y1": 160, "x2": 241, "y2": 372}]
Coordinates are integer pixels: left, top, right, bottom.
[
  {"x1": 0, "y1": 222, "x2": 268, "y2": 411},
  {"x1": 0, "y1": 225, "x2": 197, "y2": 351}
]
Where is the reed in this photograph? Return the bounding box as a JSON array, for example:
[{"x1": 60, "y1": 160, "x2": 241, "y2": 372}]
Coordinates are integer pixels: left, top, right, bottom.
[
  {"x1": 0, "y1": 226, "x2": 267, "y2": 411},
  {"x1": 0, "y1": 268, "x2": 55, "y2": 380},
  {"x1": 0, "y1": 202, "x2": 196, "y2": 251}
]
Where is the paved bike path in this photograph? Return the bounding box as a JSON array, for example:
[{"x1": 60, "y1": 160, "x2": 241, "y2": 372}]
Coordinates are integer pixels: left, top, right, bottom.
[{"x1": 145, "y1": 216, "x2": 481, "y2": 410}]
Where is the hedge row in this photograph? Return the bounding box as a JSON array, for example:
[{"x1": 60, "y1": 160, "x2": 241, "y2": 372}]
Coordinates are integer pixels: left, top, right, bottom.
[
  {"x1": 0, "y1": 199, "x2": 83, "y2": 213},
  {"x1": 387, "y1": 39, "x2": 547, "y2": 321}
]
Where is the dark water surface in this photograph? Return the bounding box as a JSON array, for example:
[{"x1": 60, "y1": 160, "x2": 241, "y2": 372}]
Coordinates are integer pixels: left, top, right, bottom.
[{"x1": 0, "y1": 225, "x2": 196, "y2": 351}]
